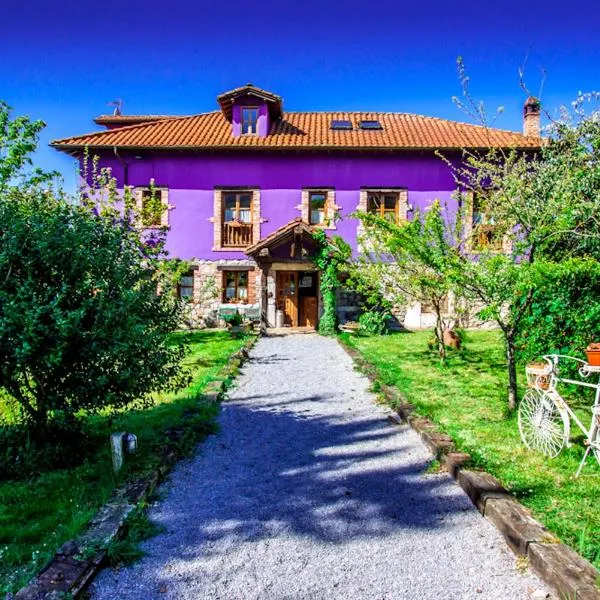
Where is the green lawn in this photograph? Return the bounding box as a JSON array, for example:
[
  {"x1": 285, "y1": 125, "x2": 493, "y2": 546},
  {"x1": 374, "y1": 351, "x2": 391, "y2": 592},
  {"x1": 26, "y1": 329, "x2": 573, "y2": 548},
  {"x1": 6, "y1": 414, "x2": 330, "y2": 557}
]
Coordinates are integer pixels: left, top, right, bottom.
[
  {"x1": 342, "y1": 329, "x2": 600, "y2": 569},
  {"x1": 0, "y1": 330, "x2": 248, "y2": 595}
]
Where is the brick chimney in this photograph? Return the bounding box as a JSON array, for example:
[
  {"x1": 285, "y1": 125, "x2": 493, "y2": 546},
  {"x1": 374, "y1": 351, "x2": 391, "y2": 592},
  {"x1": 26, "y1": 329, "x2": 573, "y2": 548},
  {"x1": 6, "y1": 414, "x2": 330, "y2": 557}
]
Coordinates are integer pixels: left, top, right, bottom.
[{"x1": 523, "y1": 96, "x2": 541, "y2": 137}]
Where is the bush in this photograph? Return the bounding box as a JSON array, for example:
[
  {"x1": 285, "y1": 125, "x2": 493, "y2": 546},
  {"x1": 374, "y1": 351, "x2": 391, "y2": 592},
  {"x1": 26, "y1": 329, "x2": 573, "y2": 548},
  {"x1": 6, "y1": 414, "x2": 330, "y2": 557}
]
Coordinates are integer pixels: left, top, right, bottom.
[
  {"x1": 0, "y1": 186, "x2": 188, "y2": 445},
  {"x1": 358, "y1": 310, "x2": 389, "y2": 335},
  {"x1": 515, "y1": 259, "x2": 600, "y2": 363},
  {"x1": 223, "y1": 310, "x2": 243, "y2": 327}
]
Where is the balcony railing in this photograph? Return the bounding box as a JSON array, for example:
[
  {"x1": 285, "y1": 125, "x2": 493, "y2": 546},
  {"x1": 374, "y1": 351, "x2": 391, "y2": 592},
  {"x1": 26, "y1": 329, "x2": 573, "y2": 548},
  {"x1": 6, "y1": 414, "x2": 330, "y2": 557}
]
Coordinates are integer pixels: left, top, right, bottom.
[{"x1": 223, "y1": 221, "x2": 253, "y2": 247}]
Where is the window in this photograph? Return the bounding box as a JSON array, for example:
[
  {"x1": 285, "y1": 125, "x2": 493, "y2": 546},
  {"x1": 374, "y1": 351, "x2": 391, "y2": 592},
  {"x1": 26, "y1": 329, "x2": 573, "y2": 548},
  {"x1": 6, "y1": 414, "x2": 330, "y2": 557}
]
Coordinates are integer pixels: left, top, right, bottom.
[
  {"x1": 222, "y1": 192, "x2": 253, "y2": 247},
  {"x1": 367, "y1": 192, "x2": 399, "y2": 223},
  {"x1": 213, "y1": 189, "x2": 260, "y2": 251},
  {"x1": 241, "y1": 107, "x2": 259, "y2": 135},
  {"x1": 223, "y1": 271, "x2": 248, "y2": 303},
  {"x1": 178, "y1": 272, "x2": 194, "y2": 299},
  {"x1": 470, "y1": 191, "x2": 502, "y2": 250},
  {"x1": 309, "y1": 192, "x2": 328, "y2": 225},
  {"x1": 224, "y1": 192, "x2": 252, "y2": 222},
  {"x1": 140, "y1": 188, "x2": 165, "y2": 227},
  {"x1": 359, "y1": 120, "x2": 383, "y2": 130},
  {"x1": 330, "y1": 119, "x2": 353, "y2": 130}
]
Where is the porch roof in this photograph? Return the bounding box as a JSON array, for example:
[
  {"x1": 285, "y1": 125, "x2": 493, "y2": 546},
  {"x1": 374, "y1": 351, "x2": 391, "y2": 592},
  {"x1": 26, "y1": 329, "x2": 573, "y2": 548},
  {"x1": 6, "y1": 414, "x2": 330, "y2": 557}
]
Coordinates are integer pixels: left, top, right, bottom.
[{"x1": 246, "y1": 218, "x2": 316, "y2": 261}]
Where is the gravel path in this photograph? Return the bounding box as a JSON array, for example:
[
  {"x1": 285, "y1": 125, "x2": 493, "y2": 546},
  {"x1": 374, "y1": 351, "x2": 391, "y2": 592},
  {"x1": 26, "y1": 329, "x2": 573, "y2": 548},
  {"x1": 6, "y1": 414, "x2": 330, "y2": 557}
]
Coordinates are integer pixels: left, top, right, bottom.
[{"x1": 91, "y1": 334, "x2": 547, "y2": 600}]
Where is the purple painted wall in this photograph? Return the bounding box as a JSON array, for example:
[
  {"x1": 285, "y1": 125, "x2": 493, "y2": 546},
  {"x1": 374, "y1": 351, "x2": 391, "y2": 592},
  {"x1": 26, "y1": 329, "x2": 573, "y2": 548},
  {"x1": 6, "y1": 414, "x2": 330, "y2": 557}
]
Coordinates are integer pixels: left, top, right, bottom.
[{"x1": 93, "y1": 151, "x2": 459, "y2": 261}]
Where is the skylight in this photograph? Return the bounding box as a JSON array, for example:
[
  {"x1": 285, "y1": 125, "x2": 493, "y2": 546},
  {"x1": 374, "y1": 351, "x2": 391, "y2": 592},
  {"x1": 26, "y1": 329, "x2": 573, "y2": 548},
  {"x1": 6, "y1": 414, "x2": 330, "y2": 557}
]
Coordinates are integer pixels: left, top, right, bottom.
[
  {"x1": 330, "y1": 119, "x2": 353, "y2": 131},
  {"x1": 359, "y1": 120, "x2": 383, "y2": 130}
]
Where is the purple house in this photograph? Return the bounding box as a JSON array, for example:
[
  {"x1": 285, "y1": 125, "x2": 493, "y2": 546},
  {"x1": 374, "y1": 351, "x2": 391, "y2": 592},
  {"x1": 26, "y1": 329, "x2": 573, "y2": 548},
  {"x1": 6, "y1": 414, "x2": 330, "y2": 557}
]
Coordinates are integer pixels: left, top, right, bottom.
[{"x1": 52, "y1": 85, "x2": 541, "y2": 330}]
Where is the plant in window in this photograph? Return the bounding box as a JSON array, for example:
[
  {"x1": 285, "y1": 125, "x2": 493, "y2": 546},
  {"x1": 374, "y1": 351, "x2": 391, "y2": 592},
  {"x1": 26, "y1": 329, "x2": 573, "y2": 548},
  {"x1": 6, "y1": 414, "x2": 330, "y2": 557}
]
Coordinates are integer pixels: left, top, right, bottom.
[{"x1": 140, "y1": 183, "x2": 164, "y2": 228}]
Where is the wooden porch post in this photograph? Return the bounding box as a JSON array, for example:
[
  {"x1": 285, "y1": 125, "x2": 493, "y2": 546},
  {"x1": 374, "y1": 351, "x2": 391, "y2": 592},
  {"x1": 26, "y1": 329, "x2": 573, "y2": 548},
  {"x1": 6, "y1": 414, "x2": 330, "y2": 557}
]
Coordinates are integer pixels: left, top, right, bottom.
[{"x1": 260, "y1": 265, "x2": 269, "y2": 334}]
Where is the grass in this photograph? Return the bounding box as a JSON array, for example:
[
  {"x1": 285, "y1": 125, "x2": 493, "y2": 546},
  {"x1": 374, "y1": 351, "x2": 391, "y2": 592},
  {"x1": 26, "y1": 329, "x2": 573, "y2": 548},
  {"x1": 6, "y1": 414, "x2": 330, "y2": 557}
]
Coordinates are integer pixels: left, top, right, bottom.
[
  {"x1": 342, "y1": 329, "x2": 600, "y2": 570},
  {"x1": 0, "y1": 330, "x2": 249, "y2": 596}
]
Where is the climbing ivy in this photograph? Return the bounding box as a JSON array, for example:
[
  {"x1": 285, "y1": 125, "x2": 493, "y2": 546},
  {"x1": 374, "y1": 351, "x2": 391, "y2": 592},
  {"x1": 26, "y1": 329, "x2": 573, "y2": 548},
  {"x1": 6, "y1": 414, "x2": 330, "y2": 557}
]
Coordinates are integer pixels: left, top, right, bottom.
[{"x1": 312, "y1": 230, "x2": 350, "y2": 336}]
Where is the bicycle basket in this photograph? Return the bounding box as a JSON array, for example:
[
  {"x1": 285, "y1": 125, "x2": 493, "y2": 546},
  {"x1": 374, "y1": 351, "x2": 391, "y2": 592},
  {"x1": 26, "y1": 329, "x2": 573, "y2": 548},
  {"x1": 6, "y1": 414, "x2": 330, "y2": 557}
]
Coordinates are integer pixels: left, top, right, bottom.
[{"x1": 526, "y1": 361, "x2": 552, "y2": 389}]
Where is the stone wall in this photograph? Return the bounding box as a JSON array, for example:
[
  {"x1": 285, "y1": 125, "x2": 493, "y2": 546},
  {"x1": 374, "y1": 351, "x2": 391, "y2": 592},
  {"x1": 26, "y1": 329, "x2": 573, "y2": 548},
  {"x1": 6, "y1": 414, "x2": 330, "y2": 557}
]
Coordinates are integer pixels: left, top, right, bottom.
[{"x1": 181, "y1": 259, "x2": 260, "y2": 328}]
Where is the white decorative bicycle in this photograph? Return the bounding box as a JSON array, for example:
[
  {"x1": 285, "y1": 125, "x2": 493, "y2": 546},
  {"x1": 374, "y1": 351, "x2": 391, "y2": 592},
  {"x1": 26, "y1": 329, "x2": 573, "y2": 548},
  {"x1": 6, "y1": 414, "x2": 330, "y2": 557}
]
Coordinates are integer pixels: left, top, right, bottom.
[{"x1": 518, "y1": 354, "x2": 600, "y2": 476}]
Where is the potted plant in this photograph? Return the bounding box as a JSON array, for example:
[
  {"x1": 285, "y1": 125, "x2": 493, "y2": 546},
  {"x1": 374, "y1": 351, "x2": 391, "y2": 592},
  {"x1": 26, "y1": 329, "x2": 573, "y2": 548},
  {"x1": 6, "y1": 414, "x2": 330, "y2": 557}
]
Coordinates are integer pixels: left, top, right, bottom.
[
  {"x1": 224, "y1": 310, "x2": 244, "y2": 336},
  {"x1": 585, "y1": 343, "x2": 600, "y2": 366},
  {"x1": 525, "y1": 361, "x2": 551, "y2": 389}
]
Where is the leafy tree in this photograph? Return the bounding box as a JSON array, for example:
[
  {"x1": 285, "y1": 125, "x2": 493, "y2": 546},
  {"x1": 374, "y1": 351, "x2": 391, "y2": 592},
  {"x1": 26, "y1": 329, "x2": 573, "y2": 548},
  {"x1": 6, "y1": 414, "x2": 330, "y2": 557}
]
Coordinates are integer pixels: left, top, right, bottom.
[
  {"x1": 356, "y1": 201, "x2": 457, "y2": 360},
  {"x1": 0, "y1": 104, "x2": 188, "y2": 441},
  {"x1": 0, "y1": 102, "x2": 53, "y2": 191}
]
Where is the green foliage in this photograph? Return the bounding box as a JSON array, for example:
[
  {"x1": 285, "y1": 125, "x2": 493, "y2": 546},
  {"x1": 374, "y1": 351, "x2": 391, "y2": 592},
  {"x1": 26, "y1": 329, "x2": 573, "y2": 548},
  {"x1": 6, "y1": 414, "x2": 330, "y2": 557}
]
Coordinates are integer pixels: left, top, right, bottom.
[
  {"x1": 358, "y1": 310, "x2": 389, "y2": 335},
  {"x1": 355, "y1": 200, "x2": 456, "y2": 359},
  {"x1": 0, "y1": 104, "x2": 189, "y2": 446},
  {"x1": 312, "y1": 231, "x2": 350, "y2": 336},
  {"x1": 0, "y1": 186, "x2": 188, "y2": 438},
  {"x1": 344, "y1": 330, "x2": 600, "y2": 569},
  {"x1": 0, "y1": 102, "x2": 52, "y2": 191},
  {"x1": 515, "y1": 258, "x2": 600, "y2": 362},
  {"x1": 105, "y1": 507, "x2": 165, "y2": 567},
  {"x1": 223, "y1": 310, "x2": 243, "y2": 327},
  {"x1": 0, "y1": 330, "x2": 246, "y2": 595}
]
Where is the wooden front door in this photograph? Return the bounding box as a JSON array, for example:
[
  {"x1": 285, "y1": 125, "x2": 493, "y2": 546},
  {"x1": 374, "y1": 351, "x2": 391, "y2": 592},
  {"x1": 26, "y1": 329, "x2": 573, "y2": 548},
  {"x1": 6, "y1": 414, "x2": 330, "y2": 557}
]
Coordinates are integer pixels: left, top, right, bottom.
[
  {"x1": 300, "y1": 296, "x2": 318, "y2": 328},
  {"x1": 276, "y1": 271, "x2": 298, "y2": 327}
]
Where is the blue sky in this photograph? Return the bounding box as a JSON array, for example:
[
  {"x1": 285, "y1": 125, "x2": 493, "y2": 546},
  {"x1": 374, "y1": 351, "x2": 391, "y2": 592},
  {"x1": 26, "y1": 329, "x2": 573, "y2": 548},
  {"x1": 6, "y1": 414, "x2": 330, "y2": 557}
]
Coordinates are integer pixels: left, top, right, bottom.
[{"x1": 1, "y1": 0, "x2": 598, "y2": 192}]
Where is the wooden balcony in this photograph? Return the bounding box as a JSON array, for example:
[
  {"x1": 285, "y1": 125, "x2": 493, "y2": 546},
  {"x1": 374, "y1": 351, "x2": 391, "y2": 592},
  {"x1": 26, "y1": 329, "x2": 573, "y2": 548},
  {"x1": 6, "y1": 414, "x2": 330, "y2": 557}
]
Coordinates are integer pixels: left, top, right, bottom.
[{"x1": 223, "y1": 221, "x2": 253, "y2": 247}]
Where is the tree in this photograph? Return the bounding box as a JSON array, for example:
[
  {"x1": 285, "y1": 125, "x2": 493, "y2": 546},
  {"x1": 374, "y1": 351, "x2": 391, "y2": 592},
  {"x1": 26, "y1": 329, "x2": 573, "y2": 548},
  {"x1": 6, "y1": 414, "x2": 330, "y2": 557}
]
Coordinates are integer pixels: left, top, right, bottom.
[
  {"x1": 0, "y1": 104, "x2": 188, "y2": 440},
  {"x1": 355, "y1": 90, "x2": 600, "y2": 410},
  {"x1": 356, "y1": 201, "x2": 457, "y2": 360},
  {"x1": 0, "y1": 101, "x2": 52, "y2": 191},
  {"x1": 441, "y1": 98, "x2": 600, "y2": 411}
]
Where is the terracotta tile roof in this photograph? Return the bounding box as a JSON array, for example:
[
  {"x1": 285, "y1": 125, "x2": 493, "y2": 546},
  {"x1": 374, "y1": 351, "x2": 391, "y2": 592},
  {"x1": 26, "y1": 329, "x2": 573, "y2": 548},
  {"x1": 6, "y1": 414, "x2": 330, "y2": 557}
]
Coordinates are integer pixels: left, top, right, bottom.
[
  {"x1": 52, "y1": 110, "x2": 541, "y2": 153},
  {"x1": 246, "y1": 218, "x2": 314, "y2": 256}
]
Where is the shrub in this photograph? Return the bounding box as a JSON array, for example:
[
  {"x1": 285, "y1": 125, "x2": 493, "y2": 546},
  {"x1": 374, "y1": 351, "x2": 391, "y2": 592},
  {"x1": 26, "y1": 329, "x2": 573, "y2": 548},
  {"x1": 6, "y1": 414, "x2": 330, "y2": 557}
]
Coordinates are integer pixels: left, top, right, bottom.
[
  {"x1": 223, "y1": 310, "x2": 243, "y2": 327},
  {"x1": 515, "y1": 258, "x2": 600, "y2": 363},
  {"x1": 358, "y1": 310, "x2": 389, "y2": 335},
  {"x1": 0, "y1": 185, "x2": 189, "y2": 445}
]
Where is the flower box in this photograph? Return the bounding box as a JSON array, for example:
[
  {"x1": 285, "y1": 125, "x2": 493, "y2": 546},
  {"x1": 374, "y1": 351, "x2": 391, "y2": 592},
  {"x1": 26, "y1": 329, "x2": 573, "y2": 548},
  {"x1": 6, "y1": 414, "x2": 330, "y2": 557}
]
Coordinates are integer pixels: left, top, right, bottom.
[{"x1": 525, "y1": 361, "x2": 551, "y2": 389}]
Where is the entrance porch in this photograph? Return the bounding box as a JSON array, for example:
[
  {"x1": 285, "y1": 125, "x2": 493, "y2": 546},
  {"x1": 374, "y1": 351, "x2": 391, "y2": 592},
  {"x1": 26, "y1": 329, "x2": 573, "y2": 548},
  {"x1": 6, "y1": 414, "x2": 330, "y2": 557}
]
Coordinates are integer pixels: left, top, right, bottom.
[{"x1": 246, "y1": 219, "x2": 322, "y2": 331}]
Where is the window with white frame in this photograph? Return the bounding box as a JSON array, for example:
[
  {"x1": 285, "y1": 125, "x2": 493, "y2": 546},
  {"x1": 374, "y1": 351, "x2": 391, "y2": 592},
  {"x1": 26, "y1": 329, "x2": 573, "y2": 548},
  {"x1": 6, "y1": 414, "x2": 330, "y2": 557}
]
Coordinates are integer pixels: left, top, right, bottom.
[{"x1": 241, "y1": 107, "x2": 259, "y2": 135}]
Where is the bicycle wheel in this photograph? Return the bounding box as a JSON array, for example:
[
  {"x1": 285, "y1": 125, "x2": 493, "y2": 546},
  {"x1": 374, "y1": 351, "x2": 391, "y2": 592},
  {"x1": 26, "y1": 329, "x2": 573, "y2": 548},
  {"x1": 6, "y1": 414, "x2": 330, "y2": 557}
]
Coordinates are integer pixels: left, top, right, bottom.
[{"x1": 518, "y1": 388, "x2": 569, "y2": 457}]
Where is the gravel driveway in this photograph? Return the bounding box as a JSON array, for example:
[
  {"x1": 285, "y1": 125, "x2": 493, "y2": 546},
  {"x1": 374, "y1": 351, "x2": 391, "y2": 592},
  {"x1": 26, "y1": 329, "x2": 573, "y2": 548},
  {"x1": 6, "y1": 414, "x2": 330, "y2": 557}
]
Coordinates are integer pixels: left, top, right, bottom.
[{"x1": 91, "y1": 333, "x2": 547, "y2": 600}]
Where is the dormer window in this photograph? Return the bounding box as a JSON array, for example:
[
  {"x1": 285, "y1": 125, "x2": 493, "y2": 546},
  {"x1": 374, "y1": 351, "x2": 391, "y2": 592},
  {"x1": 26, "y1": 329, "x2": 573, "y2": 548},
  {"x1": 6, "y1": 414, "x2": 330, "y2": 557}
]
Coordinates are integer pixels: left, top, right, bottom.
[{"x1": 241, "y1": 107, "x2": 259, "y2": 135}]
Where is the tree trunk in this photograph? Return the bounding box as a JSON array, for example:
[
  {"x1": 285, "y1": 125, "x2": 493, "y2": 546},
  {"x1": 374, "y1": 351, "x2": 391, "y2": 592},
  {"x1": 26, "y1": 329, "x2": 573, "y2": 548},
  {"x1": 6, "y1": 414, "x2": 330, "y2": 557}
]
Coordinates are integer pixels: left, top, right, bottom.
[
  {"x1": 434, "y1": 305, "x2": 446, "y2": 362},
  {"x1": 505, "y1": 334, "x2": 518, "y2": 411}
]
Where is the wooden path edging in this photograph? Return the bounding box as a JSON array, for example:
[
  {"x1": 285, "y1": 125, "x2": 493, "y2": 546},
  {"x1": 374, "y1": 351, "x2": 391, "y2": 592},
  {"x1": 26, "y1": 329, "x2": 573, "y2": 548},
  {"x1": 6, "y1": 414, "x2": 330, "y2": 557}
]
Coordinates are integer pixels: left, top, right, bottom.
[
  {"x1": 338, "y1": 338, "x2": 600, "y2": 600},
  {"x1": 12, "y1": 336, "x2": 257, "y2": 600}
]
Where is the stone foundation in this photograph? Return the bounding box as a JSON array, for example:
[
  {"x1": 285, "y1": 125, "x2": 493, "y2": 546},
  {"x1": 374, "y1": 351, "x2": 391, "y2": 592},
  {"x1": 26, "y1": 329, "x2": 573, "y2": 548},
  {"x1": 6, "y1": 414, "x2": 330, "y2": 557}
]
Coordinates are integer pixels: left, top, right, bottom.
[{"x1": 180, "y1": 258, "x2": 260, "y2": 328}]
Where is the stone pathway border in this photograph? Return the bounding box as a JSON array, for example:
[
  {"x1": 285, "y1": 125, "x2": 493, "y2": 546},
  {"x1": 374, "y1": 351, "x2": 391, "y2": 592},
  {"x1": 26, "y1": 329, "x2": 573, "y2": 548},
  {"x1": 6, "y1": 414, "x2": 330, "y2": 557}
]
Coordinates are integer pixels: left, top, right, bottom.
[
  {"x1": 11, "y1": 336, "x2": 257, "y2": 600},
  {"x1": 339, "y1": 338, "x2": 600, "y2": 600}
]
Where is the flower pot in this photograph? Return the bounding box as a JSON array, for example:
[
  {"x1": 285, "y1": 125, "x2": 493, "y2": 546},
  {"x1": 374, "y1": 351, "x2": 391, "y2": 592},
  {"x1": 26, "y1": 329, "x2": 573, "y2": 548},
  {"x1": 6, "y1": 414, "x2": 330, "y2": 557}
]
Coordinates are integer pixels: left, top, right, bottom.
[
  {"x1": 526, "y1": 361, "x2": 551, "y2": 389},
  {"x1": 586, "y1": 344, "x2": 600, "y2": 366}
]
